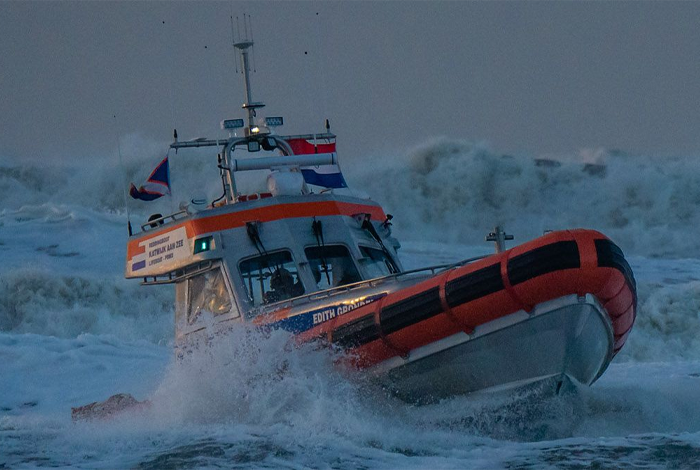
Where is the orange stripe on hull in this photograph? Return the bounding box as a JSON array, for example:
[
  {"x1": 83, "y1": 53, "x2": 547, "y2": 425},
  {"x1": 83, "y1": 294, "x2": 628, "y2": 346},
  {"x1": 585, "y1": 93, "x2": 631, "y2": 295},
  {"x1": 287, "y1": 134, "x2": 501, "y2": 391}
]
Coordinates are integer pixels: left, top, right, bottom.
[{"x1": 282, "y1": 229, "x2": 636, "y2": 368}]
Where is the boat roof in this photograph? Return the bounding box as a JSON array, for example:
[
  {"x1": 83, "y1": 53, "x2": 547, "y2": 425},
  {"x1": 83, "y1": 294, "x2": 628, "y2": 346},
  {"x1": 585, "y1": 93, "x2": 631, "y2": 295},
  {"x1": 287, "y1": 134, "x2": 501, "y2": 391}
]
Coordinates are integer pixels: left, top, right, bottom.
[{"x1": 126, "y1": 193, "x2": 388, "y2": 278}]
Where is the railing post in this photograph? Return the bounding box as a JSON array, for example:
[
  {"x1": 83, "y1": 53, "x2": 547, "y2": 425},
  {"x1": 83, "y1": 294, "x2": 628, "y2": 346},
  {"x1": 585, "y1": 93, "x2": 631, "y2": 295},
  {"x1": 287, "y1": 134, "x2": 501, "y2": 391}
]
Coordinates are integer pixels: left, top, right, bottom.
[{"x1": 486, "y1": 226, "x2": 514, "y2": 253}]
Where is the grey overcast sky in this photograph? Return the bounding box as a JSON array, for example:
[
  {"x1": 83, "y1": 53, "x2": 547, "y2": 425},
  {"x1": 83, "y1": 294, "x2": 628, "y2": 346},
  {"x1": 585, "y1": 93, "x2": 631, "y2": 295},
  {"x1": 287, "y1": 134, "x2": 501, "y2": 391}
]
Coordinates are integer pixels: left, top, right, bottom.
[{"x1": 2, "y1": 1, "x2": 700, "y2": 162}]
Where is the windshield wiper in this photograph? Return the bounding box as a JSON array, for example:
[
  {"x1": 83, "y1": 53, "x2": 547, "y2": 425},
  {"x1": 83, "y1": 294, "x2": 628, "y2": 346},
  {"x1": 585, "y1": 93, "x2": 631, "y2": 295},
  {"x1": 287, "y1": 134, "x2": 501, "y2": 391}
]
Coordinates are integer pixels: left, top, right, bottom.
[
  {"x1": 312, "y1": 218, "x2": 332, "y2": 284},
  {"x1": 361, "y1": 215, "x2": 398, "y2": 273}
]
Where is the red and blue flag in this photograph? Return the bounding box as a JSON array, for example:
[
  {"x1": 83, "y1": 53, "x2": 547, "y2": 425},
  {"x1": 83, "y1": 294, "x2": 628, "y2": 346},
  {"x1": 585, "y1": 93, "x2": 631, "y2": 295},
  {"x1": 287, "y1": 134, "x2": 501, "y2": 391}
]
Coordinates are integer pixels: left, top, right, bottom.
[
  {"x1": 287, "y1": 138, "x2": 348, "y2": 189},
  {"x1": 129, "y1": 157, "x2": 171, "y2": 201}
]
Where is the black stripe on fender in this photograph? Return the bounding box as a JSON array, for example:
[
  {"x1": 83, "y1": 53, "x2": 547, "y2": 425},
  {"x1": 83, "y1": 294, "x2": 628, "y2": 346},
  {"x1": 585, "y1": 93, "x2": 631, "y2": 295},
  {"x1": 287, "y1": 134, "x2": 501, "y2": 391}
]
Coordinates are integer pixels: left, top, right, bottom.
[
  {"x1": 595, "y1": 239, "x2": 637, "y2": 293},
  {"x1": 445, "y1": 264, "x2": 503, "y2": 308},
  {"x1": 332, "y1": 314, "x2": 379, "y2": 348},
  {"x1": 380, "y1": 287, "x2": 443, "y2": 336},
  {"x1": 507, "y1": 241, "x2": 580, "y2": 286}
]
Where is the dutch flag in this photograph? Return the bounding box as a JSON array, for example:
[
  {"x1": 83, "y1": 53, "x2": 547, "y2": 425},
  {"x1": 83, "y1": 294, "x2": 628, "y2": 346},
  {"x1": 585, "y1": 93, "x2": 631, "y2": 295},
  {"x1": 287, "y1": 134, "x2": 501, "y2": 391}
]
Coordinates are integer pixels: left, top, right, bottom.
[
  {"x1": 300, "y1": 161, "x2": 348, "y2": 189},
  {"x1": 286, "y1": 138, "x2": 348, "y2": 189},
  {"x1": 129, "y1": 156, "x2": 171, "y2": 201}
]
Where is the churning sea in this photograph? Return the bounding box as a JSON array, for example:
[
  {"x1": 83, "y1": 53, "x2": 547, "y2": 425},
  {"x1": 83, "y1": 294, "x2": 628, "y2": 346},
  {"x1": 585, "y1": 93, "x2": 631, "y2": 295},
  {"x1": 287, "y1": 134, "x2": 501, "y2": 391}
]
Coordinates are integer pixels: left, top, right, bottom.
[{"x1": 2, "y1": 139, "x2": 700, "y2": 469}]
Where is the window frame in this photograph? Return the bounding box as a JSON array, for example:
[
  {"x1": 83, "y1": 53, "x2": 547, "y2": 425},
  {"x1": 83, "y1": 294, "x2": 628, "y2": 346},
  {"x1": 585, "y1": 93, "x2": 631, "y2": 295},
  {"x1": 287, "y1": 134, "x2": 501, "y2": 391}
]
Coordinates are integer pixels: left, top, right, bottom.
[
  {"x1": 184, "y1": 263, "x2": 239, "y2": 326},
  {"x1": 303, "y1": 243, "x2": 363, "y2": 291},
  {"x1": 357, "y1": 244, "x2": 400, "y2": 278},
  {"x1": 237, "y1": 249, "x2": 305, "y2": 308}
]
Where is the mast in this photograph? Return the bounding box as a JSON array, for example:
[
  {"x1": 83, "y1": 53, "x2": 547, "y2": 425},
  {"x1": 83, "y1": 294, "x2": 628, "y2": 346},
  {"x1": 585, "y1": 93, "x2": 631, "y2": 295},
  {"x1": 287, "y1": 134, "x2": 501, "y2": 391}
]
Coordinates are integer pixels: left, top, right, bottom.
[
  {"x1": 170, "y1": 16, "x2": 323, "y2": 206},
  {"x1": 233, "y1": 38, "x2": 265, "y2": 133}
]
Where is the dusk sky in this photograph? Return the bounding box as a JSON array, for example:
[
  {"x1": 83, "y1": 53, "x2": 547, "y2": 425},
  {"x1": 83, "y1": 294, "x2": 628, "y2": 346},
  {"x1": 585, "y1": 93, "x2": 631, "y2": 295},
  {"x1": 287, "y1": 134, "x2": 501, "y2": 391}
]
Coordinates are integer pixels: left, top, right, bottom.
[{"x1": 2, "y1": 1, "x2": 700, "y2": 162}]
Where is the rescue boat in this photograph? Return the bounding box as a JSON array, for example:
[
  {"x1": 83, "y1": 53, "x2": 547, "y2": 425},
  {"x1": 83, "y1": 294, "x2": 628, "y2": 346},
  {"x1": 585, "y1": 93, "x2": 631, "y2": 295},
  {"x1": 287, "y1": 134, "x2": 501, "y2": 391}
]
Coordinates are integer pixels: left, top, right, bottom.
[{"x1": 122, "y1": 35, "x2": 636, "y2": 403}]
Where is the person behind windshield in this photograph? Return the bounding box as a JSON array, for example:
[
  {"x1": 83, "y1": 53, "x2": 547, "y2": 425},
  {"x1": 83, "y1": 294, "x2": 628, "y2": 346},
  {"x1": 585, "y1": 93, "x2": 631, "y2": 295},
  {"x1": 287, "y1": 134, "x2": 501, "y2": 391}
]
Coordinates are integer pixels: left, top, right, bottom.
[{"x1": 264, "y1": 268, "x2": 304, "y2": 303}]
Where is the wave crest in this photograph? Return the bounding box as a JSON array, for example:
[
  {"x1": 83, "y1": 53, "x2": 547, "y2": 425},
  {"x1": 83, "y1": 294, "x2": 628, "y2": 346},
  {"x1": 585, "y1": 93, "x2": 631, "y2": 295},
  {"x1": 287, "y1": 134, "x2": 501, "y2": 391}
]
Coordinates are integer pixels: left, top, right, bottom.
[
  {"x1": 0, "y1": 270, "x2": 172, "y2": 342},
  {"x1": 356, "y1": 138, "x2": 700, "y2": 257}
]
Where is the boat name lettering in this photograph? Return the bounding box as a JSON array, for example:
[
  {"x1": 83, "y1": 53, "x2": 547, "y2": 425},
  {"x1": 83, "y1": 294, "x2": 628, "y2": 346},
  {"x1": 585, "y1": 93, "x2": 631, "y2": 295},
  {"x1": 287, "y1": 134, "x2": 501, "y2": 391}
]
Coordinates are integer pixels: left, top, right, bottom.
[{"x1": 312, "y1": 294, "x2": 385, "y2": 326}]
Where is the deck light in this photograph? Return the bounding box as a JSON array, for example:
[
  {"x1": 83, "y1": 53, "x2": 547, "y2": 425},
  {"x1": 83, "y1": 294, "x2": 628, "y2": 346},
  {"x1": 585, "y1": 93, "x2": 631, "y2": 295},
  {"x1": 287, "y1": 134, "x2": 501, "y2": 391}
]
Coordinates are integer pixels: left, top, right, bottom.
[
  {"x1": 261, "y1": 137, "x2": 277, "y2": 151},
  {"x1": 221, "y1": 119, "x2": 244, "y2": 130},
  {"x1": 194, "y1": 236, "x2": 213, "y2": 254},
  {"x1": 265, "y1": 116, "x2": 284, "y2": 127},
  {"x1": 247, "y1": 140, "x2": 261, "y2": 152}
]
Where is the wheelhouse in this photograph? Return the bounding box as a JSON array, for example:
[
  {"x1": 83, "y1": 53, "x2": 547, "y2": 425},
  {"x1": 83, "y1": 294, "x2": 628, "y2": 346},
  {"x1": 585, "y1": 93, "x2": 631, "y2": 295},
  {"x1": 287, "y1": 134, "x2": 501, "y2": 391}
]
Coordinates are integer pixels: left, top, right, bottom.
[
  {"x1": 128, "y1": 190, "x2": 404, "y2": 341},
  {"x1": 124, "y1": 34, "x2": 405, "y2": 342}
]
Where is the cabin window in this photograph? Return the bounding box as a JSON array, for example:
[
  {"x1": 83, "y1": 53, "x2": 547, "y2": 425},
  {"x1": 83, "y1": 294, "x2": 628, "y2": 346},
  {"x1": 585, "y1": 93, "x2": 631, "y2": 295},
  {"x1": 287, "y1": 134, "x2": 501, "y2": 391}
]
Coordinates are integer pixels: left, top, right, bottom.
[
  {"x1": 239, "y1": 250, "x2": 305, "y2": 306},
  {"x1": 305, "y1": 245, "x2": 362, "y2": 291},
  {"x1": 187, "y1": 268, "x2": 233, "y2": 324},
  {"x1": 359, "y1": 246, "x2": 399, "y2": 278}
]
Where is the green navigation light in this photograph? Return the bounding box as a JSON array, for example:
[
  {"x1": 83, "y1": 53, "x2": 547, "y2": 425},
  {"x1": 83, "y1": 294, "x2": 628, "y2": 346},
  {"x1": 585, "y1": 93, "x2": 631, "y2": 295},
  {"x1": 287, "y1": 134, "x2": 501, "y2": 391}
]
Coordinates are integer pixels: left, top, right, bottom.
[{"x1": 194, "y1": 236, "x2": 213, "y2": 254}]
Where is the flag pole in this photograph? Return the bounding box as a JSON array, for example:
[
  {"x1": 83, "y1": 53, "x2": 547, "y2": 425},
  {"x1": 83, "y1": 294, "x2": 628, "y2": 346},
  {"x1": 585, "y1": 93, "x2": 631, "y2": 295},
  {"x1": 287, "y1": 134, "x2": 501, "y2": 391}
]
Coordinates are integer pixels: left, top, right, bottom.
[
  {"x1": 166, "y1": 148, "x2": 175, "y2": 216},
  {"x1": 114, "y1": 115, "x2": 133, "y2": 236}
]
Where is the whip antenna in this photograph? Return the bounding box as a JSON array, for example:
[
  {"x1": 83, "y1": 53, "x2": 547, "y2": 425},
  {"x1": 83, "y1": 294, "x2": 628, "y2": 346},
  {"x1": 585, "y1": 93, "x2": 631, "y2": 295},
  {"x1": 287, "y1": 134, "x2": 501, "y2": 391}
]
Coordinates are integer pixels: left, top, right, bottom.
[
  {"x1": 314, "y1": 11, "x2": 330, "y2": 127},
  {"x1": 113, "y1": 114, "x2": 132, "y2": 236},
  {"x1": 248, "y1": 14, "x2": 257, "y2": 72},
  {"x1": 233, "y1": 15, "x2": 263, "y2": 129},
  {"x1": 229, "y1": 11, "x2": 238, "y2": 73},
  {"x1": 161, "y1": 19, "x2": 178, "y2": 132}
]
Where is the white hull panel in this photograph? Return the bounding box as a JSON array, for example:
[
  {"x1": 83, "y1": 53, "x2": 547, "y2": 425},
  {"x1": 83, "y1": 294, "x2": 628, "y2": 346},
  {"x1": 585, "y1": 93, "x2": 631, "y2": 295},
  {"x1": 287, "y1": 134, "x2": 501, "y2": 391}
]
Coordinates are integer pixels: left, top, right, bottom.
[{"x1": 372, "y1": 294, "x2": 614, "y2": 402}]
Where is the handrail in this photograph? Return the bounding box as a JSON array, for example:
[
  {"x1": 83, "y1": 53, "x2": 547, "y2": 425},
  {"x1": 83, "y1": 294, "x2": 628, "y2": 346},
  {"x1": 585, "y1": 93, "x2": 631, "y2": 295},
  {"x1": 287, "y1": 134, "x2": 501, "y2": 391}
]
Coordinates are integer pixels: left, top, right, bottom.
[
  {"x1": 140, "y1": 260, "x2": 214, "y2": 285},
  {"x1": 140, "y1": 210, "x2": 189, "y2": 232},
  {"x1": 167, "y1": 133, "x2": 336, "y2": 151},
  {"x1": 280, "y1": 132, "x2": 336, "y2": 141},
  {"x1": 170, "y1": 139, "x2": 229, "y2": 149},
  {"x1": 247, "y1": 254, "x2": 489, "y2": 317}
]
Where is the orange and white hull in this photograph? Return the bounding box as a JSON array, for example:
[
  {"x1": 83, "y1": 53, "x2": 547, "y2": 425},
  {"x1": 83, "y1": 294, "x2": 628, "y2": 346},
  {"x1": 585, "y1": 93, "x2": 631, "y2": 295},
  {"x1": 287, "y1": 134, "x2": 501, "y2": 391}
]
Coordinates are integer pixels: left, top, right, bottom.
[
  {"x1": 257, "y1": 229, "x2": 636, "y2": 399},
  {"x1": 370, "y1": 294, "x2": 613, "y2": 401}
]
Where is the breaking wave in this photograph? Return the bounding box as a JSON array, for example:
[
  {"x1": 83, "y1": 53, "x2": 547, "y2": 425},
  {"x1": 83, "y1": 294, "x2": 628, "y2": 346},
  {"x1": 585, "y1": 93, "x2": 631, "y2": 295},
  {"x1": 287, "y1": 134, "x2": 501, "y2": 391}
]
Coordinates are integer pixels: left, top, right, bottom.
[
  {"x1": 3, "y1": 135, "x2": 700, "y2": 257},
  {"x1": 620, "y1": 280, "x2": 700, "y2": 362},
  {"x1": 355, "y1": 138, "x2": 700, "y2": 258},
  {"x1": 0, "y1": 134, "x2": 222, "y2": 217},
  {"x1": 0, "y1": 270, "x2": 172, "y2": 343},
  {"x1": 103, "y1": 327, "x2": 700, "y2": 444}
]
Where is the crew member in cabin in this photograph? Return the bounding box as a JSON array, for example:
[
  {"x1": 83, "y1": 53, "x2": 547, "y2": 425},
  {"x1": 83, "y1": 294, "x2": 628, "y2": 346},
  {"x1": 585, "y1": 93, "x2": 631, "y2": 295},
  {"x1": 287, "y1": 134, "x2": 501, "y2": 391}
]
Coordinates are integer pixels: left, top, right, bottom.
[{"x1": 265, "y1": 268, "x2": 304, "y2": 303}]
